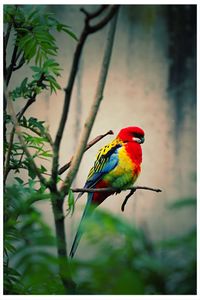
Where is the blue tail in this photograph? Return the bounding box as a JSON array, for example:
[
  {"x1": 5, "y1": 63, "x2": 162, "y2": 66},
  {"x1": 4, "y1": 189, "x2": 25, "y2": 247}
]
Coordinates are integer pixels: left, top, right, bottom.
[{"x1": 69, "y1": 193, "x2": 94, "y2": 258}]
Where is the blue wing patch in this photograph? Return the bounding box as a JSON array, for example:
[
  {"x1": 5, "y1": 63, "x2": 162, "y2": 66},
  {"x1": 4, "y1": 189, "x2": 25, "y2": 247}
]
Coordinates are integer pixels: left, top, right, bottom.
[{"x1": 84, "y1": 143, "x2": 121, "y2": 188}]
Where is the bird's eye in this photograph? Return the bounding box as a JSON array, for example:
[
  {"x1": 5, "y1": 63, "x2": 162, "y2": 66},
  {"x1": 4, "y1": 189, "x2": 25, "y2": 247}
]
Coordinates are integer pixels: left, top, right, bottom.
[{"x1": 133, "y1": 132, "x2": 143, "y2": 138}]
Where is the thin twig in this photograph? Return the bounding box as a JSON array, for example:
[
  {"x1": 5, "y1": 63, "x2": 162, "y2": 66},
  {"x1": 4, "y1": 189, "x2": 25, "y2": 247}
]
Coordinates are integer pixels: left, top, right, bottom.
[
  {"x1": 71, "y1": 186, "x2": 162, "y2": 194},
  {"x1": 61, "y1": 9, "x2": 119, "y2": 195},
  {"x1": 58, "y1": 130, "x2": 114, "y2": 175},
  {"x1": 121, "y1": 189, "x2": 136, "y2": 212}
]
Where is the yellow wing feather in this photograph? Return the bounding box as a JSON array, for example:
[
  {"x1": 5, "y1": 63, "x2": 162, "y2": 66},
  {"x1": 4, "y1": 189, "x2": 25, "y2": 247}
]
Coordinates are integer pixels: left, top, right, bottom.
[{"x1": 87, "y1": 138, "x2": 122, "y2": 180}]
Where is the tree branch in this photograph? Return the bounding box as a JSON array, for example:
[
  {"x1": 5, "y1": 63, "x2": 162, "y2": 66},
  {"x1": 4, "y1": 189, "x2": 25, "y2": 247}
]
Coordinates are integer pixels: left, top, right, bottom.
[
  {"x1": 4, "y1": 128, "x2": 15, "y2": 184},
  {"x1": 6, "y1": 44, "x2": 18, "y2": 86},
  {"x1": 80, "y1": 5, "x2": 108, "y2": 19},
  {"x1": 61, "y1": 9, "x2": 119, "y2": 195},
  {"x1": 4, "y1": 23, "x2": 12, "y2": 51},
  {"x1": 4, "y1": 73, "x2": 49, "y2": 183},
  {"x1": 58, "y1": 130, "x2": 114, "y2": 175},
  {"x1": 49, "y1": 6, "x2": 119, "y2": 293},
  {"x1": 4, "y1": 22, "x2": 13, "y2": 79},
  {"x1": 52, "y1": 5, "x2": 119, "y2": 188},
  {"x1": 13, "y1": 54, "x2": 25, "y2": 71},
  {"x1": 71, "y1": 186, "x2": 162, "y2": 194},
  {"x1": 71, "y1": 186, "x2": 162, "y2": 212},
  {"x1": 88, "y1": 6, "x2": 119, "y2": 34}
]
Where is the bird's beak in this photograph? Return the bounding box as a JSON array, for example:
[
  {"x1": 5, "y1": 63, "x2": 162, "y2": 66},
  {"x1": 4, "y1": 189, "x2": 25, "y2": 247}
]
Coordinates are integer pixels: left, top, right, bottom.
[{"x1": 140, "y1": 136, "x2": 145, "y2": 144}]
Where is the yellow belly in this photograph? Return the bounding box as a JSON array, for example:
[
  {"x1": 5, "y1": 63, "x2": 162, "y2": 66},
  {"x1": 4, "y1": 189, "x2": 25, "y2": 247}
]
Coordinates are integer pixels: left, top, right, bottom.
[{"x1": 103, "y1": 147, "x2": 140, "y2": 189}]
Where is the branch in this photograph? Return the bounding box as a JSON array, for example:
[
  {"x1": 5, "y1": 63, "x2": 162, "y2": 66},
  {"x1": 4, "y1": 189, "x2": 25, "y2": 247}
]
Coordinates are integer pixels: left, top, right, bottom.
[
  {"x1": 4, "y1": 128, "x2": 15, "y2": 184},
  {"x1": 4, "y1": 22, "x2": 13, "y2": 78},
  {"x1": 13, "y1": 54, "x2": 25, "y2": 71},
  {"x1": 52, "y1": 5, "x2": 119, "y2": 188},
  {"x1": 4, "y1": 23, "x2": 12, "y2": 51},
  {"x1": 71, "y1": 186, "x2": 162, "y2": 212},
  {"x1": 4, "y1": 73, "x2": 49, "y2": 182},
  {"x1": 87, "y1": 6, "x2": 119, "y2": 34},
  {"x1": 16, "y1": 73, "x2": 46, "y2": 120},
  {"x1": 58, "y1": 130, "x2": 114, "y2": 175},
  {"x1": 51, "y1": 27, "x2": 88, "y2": 187},
  {"x1": 71, "y1": 186, "x2": 162, "y2": 193},
  {"x1": 80, "y1": 5, "x2": 108, "y2": 18},
  {"x1": 6, "y1": 87, "x2": 47, "y2": 187},
  {"x1": 6, "y1": 44, "x2": 18, "y2": 86},
  {"x1": 61, "y1": 10, "x2": 119, "y2": 195}
]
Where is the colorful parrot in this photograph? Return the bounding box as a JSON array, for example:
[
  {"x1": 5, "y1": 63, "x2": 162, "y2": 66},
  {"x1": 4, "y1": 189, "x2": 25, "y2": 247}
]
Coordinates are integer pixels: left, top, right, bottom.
[{"x1": 69, "y1": 126, "x2": 145, "y2": 258}]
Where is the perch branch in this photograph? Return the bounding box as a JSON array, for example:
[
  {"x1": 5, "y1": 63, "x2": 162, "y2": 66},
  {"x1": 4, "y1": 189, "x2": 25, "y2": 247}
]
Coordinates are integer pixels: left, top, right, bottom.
[
  {"x1": 61, "y1": 9, "x2": 119, "y2": 195},
  {"x1": 71, "y1": 186, "x2": 162, "y2": 194},
  {"x1": 71, "y1": 186, "x2": 162, "y2": 212},
  {"x1": 58, "y1": 130, "x2": 114, "y2": 175}
]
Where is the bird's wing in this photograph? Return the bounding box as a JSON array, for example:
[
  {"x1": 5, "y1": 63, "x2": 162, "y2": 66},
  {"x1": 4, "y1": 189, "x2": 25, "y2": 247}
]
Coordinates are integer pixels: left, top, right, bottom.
[{"x1": 84, "y1": 140, "x2": 122, "y2": 189}]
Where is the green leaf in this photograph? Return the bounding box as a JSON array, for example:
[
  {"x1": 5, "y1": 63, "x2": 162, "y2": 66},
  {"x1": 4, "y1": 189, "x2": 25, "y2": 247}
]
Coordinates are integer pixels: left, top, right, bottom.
[
  {"x1": 31, "y1": 66, "x2": 42, "y2": 73},
  {"x1": 62, "y1": 27, "x2": 78, "y2": 41},
  {"x1": 56, "y1": 23, "x2": 78, "y2": 41},
  {"x1": 14, "y1": 177, "x2": 24, "y2": 185},
  {"x1": 28, "y1": 167, "x2": 37, "y2": 180}
]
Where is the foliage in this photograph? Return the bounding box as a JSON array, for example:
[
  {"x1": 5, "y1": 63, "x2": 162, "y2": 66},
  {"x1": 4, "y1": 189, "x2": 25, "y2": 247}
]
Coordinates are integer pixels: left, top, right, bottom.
[
  {"x1": 4, "y1": 5, "x2": 77, "y2": 65},
  {"x1": 68, "y1": 199, "x2": 196, "y2": 295},
  {"x1": 4, "y1": 180, "x2": 64, "y2": 295},
  {"x1": 4, "y1": 194, "x2": 196, "y2": 295},
  {"x1": 3, "y1": 4, "x2": 77, "y2": 295},
  {"x1": 3, "y1": 5, "x2": 196, "y2": 296}
]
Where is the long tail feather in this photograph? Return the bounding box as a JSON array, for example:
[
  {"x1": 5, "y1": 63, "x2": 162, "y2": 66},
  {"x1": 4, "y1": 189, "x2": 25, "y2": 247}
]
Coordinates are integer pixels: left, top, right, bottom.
[{"x1": 69, "y1": 193, "x2": 94, "y2": 258}]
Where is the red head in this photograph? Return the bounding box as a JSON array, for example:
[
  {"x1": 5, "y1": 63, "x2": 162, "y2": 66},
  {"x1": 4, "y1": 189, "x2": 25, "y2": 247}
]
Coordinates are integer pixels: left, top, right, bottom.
[{"x1": 117, "y1": 126, "x2": 145, "y2": 144}]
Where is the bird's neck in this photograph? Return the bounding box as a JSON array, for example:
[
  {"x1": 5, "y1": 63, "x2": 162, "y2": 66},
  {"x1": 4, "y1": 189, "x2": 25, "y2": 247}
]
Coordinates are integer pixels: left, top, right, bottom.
[{"x1": 125, "y1": 142, "x2": 142, "y2": 165}]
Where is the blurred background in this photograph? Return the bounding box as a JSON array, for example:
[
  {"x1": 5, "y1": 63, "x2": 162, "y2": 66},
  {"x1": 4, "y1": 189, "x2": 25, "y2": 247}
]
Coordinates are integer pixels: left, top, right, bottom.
[{"x1": 8, "y1": 5, "x2": 196, "y2": 263}]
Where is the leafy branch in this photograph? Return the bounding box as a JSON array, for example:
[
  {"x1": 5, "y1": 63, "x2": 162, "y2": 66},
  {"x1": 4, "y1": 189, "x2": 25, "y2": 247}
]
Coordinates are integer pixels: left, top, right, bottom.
[{"x1": 6, "y1": 87, "x2": 48, "y2": 187}]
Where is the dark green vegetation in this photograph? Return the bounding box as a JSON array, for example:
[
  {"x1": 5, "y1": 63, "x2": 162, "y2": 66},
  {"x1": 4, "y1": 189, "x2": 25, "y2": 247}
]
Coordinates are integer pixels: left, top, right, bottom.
[
  {"x1": 3, "y1": 5, "x2": 196, "y2": 295},
  {"x1": 4, "y1": 186, "x2": 196, "y2": 294}
]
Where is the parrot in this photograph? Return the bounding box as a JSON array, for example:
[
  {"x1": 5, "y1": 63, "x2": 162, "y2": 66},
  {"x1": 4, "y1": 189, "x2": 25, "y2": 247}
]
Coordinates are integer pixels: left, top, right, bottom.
[{"x1": 69, "y1": 126, "x2": 145, "y2": 258}]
